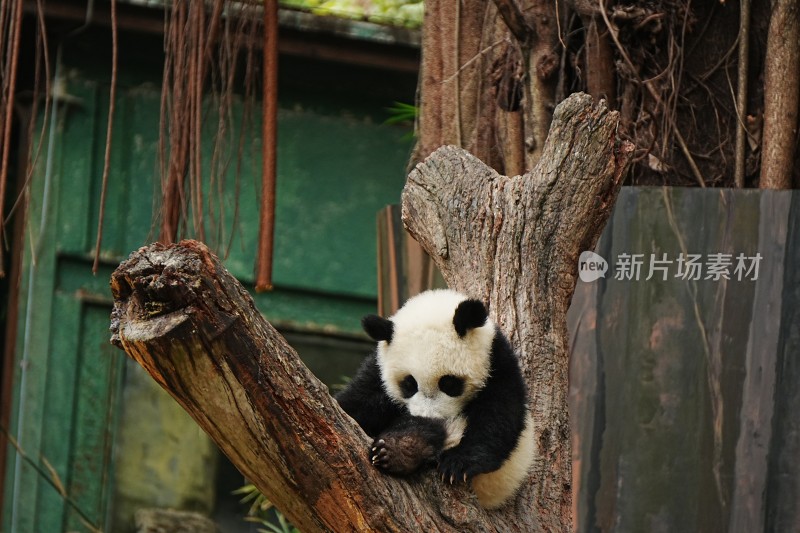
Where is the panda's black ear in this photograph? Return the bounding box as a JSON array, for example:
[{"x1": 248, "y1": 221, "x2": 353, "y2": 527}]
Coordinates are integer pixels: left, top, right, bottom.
[
  {"x1": 453, "y1": 299, "x2": 488, "y2": 337},
  {"x1": 362, "y1": 315, "x2": 394, "y2": 343}
]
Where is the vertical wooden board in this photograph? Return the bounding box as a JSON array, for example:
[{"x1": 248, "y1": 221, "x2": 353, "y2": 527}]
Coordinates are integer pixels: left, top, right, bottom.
[
  {"x1": 64, "y1": 303, "x2": 124, "y2": 532},
  {"x1": 2, "y1": 266, "x2": 39, "y2": 531},
  {"x1": 376, "y1": 204, "x2": 446, "y2": 317},
  {"x1": 591, "y1": 186, "x2": 638, "y2": 532},
  {"x1": 88, "y1": 87, "x2": 129, "y2": 258},
  {"x1": 638, "y1": 188, "x2": 699, "y2": 530},
  {"x1": 120, "y1": 86, "x2": 161, "y2": 254},
  {"x1": 609, "y1": 187, "x2": 706, "y2": 533},
  {"x1": 765, "y1": 192, "x2": 800, "y2": 531},
  {"x1": 570, "y1": 188, "x2": 648, "y2": 532},
  {"x1": 32, "y1": 291, "x2": 82, "y2": 532},
  {"x1": 573, "y1": 188, "x2": 784, "y2": 532},
  {"x1": 55, "y1": 78, "x2": 100, "y2": 255},
  {"x1": 665, "y1": 188, "x2": 763, "y2": 531},
  {"x1": 696, "y1": 190, "x2": 758, "y2": 531},
  {"x1": 403, "y1": 230, "x2": 445, "y2": 301},
  {"x1": 377, "y1": 205, "x2": 401, "y2": 316},
  {"x1": 665, "y1": 188, "x2": 760, "y2": 531},
  {"x1": 729, "y1": 192, "x2": 790, "y2": 531},
  {"x1": 566, "y1": 276, "x2": 599, "y2": 532},
  {"x1": 3, "y1": 103, "x2": 65, "y2": 532},
  {"x1": 589, "y1": 188, "x2": 746, "y2": 532}
]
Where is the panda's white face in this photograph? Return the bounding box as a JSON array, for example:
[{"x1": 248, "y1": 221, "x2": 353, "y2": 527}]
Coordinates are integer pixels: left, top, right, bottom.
[{"x1": 375, "y1": 290, "x2": 495, "y2": 421}]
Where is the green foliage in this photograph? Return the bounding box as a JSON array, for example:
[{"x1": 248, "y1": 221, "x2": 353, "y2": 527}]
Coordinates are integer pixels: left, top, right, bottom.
[
  {"x1": 235, "y1": 484, "x2": 301, "y2": 533},
  {"x1": 384, "y1": 101, "x2": 418, "y2": 125},
  {"x1": 280, "y1": 0, "x2": 424, "y2": 28},
  {"x1": 260, "y1": 512, "x2": 302, "y2": 533},
  {"x1": 385, "y1": 101, "x2": 418, "y2": 140}
]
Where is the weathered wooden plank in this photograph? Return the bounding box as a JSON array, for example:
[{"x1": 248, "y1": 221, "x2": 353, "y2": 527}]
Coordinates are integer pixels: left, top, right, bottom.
[
  {"x1": 764, "y1": 193, "x2": 800, "y2": 532},
  {"x1": 566, "y1": 277, "x2": 600, "y2": 533},
  {"x1": 376, "y1": 205, "x2": 443, "y2": 316},
  {"x1": 729, "y1": 192, "x2": 789, "y2": 531},
  {"x1": 567, "y1": 188, "x2": 796, "y2": 533},
  {"x1": 65, "y1": 304, "x2": 125, "y2": 532}
]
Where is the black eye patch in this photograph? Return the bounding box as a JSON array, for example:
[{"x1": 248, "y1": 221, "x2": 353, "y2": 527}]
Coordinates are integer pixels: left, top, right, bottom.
[
  {"x1": 438, "y1": 375, "x2": 465, "y2": 397},
  {"x1": 399, "y1": 375, "x2": 418, "y2": 398}
]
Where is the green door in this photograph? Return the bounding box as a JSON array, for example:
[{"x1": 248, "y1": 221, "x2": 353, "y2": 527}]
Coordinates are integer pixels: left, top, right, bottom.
[{"x1": 3, "y1": 30, "x2": 414, "y2": 532}]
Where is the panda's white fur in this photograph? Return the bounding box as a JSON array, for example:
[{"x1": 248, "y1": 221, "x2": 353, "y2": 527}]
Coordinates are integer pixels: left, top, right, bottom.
[
  {"x1": 375, "y1": 289, "x2": 536, "y2": 509},
  {"x1": 378, "y1": 290, "x2": 495, "y2": 421},
  {"x1": 472, "y1": 413, "x2": 535, "y2": 508}
]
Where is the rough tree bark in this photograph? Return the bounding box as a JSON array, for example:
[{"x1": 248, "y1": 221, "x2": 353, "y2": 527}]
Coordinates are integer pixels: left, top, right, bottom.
[
  {"x1": 415, "y1": 0, "x2": 559, "y2": 175},
  {"x1": 567, "y1": 0, "x2": 616, "y2": 108},
  {"x1": 759, "y1": 0, "x2": 799, "y2": 190},
  {"x1": 110, "y1": 93, "x2": 632, "y2": 532}
]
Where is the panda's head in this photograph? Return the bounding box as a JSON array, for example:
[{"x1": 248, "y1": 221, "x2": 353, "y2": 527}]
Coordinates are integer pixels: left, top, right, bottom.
[{"x1": 362, "y1": 290, "x2": 495, "y2": 421}]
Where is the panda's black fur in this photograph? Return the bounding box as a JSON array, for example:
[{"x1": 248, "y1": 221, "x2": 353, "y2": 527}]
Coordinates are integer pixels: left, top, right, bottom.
[{"x1": 335, "y1": 289, "x2": 534, "y2": 509}]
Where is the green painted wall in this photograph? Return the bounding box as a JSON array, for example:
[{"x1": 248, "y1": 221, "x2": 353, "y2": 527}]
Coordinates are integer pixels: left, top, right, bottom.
[{"x1": 3, "y1": 28, "x2": 415, "y2": 533}]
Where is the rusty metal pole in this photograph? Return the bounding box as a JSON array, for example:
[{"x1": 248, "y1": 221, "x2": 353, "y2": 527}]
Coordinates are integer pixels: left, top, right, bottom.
[{"x1": 256, "y1": 0, "x2": 278, "y2": 292}]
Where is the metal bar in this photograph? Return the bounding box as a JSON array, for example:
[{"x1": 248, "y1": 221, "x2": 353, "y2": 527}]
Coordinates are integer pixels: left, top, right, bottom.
[{"x1": 256, "y1": 0, "x2": 278, "y2": 292}]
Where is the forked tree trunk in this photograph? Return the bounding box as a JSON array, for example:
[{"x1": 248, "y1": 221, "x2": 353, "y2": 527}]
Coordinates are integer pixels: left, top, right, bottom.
[{"x1": 110, "y1": 93, "x2": 632, "y2": 532}]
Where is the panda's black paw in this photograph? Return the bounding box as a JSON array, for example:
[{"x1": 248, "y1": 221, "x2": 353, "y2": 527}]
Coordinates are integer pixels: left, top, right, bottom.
[
  {"x1": 371, "y1": 437, "x2": 419, "y2": 475},
  {"x1": 370, "y1": 438, "x2": 392, "y2": 470},
  {"x1": 369, "y1": 433, "x2": 435, "y2": 476},
  {"x1": 437, "y1": 449, "x2": 482, "y2": 484}
]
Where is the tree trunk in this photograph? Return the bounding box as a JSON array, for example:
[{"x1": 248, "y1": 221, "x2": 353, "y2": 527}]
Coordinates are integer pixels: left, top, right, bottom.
[
  {"x1": 759, "y1": 0, "x2": 800, "y2": 190},
  {"x1": 110, "y1": 93, "x2": 632, "y2": 532},
  {"x1": 404, "y1": 93, "x2": 632, "y2": 531},
  {"x1": 414, "y1": 0, "x2": 559, "y2": 175}
]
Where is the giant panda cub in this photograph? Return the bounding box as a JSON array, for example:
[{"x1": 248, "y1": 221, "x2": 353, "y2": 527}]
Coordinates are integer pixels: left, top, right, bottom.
[{"x1": 336, "y1": 289, "x2": 535, "y2": 509}]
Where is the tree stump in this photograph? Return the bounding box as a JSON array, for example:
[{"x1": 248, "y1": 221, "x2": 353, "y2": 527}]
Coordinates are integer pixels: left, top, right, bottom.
[{"x1": 110, "y1": 93, "x2": 632, "y2": 532}]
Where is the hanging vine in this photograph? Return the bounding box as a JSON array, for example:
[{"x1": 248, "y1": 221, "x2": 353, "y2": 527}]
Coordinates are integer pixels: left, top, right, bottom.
[
  {"x1": 0, "y1": 0, "x2": 24, "y2": 277},
  {"x1": 158, "y1": 0, "x2": 267, "y2": 257}
]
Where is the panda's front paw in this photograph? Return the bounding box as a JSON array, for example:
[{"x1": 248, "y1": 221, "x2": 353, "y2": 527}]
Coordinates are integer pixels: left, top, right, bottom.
[
  {"x1": 369, "y1": 432, "x2": 434, "y2": 476},
  {"x1": 437, "y1": 448, "x2": 482, "y2": 484},
  {"x1": 370, "y1": 438, "x2": 392, "y2": 470}
]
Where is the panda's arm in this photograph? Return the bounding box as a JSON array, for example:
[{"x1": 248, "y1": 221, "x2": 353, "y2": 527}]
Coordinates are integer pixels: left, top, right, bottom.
[
  {"x1": 370, "y1": 415, "x2": 447, "y2": 475},
  {"x1": 438, "y1": 334, "x2": 528, "y2": 480},
  {"x1": 335, "y1": 352, "x2": 404, "y2": 438}
]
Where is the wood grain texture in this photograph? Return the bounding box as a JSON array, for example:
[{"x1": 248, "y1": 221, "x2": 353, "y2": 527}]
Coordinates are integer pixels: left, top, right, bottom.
[
  {"x1": 402, "y1": 93, "x2": 633, "y2": 532},
  {"x1": 567, "y1": 188, "x2": 800, "y2": 532}
]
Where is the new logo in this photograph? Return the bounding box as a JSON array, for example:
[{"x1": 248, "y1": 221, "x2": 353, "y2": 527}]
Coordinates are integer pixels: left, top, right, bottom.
[{"x1": 578, "y1": 251, "x2": 608, "y2": 282}]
